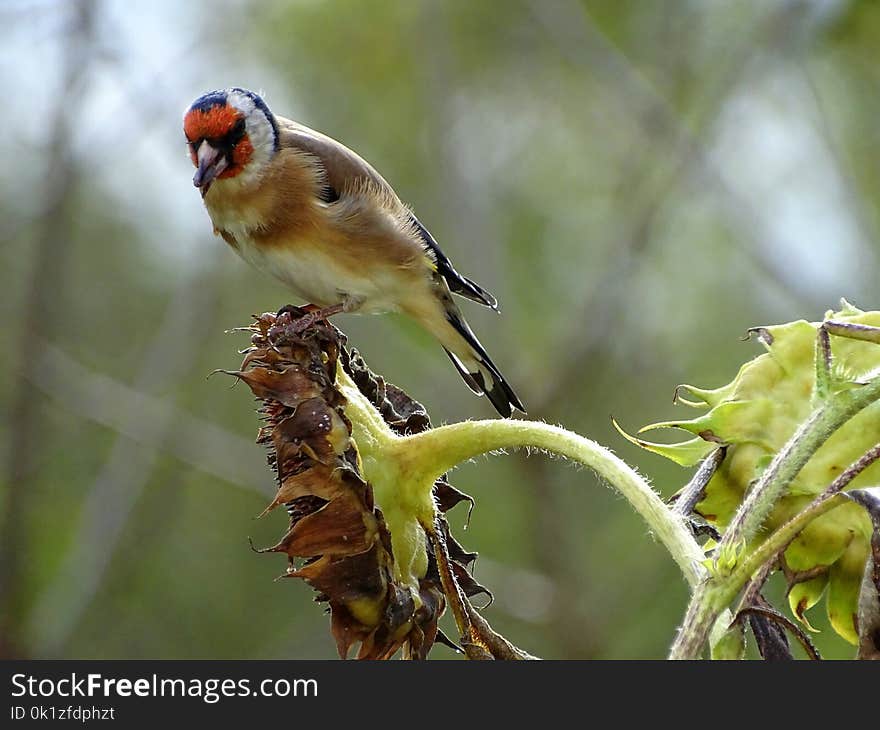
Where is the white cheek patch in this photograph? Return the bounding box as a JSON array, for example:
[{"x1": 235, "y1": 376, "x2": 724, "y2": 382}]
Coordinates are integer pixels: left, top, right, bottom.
[
  {"x1": 223, "y1": 89, "x2": 277, "y2": 189},
  {"x1": 243, "y1": 114, "x2": 275, "y2": 172}
]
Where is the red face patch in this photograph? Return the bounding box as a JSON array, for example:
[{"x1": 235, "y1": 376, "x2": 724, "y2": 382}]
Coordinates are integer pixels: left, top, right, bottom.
[
  {"x1": 222, "y1": 137, "x2": 254, "y2": 178},
  {"x1": 184, "y1": 104, "x2": 239, "y2": 143},
  {"x1": 184, "y1": 103, "x2": 254, "y2": 178}
]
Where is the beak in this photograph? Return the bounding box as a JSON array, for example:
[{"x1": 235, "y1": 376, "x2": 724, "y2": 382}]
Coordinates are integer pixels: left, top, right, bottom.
[{"x1": 193, "y1": 142, "x2": 228, "y2": 197}]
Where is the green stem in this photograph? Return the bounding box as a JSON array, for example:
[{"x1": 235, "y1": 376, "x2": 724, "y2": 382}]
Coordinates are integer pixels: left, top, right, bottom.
[
  {"x1": 670, "y1": 493, "x2": 852, "y2": 660},
  {"x1": 721, "y1": 407, "x2": 833, "y2": 553},
  {"x1": 728, "y1": 441, "x2": 880, "y2": 601},
  {"x1": 395, "y1": 419, "x2": 707, "y2": 588},
  {"x1": 337, "y1": 366, "x2": 711, "y2": 643},
  {"x1": 730, "y1": 494, "x2": 849, "y2": 593}
]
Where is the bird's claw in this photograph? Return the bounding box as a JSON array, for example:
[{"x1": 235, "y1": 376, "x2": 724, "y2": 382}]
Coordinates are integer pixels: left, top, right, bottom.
[
  {"x1": 273, "y1": 303, "x2": 344, "y2": 337},
  {"x1": 275, "y1": 303, "x2": 309, "y2": 319}
]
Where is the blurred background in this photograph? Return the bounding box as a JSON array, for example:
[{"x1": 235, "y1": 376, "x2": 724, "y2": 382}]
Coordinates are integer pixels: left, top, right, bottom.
[{"x1": 2, "y1": 0, "x2": 878, "y2": 660}]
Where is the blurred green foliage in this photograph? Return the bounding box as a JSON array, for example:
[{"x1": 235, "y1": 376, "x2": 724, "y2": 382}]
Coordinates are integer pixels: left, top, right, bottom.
[{"x1": 2, "y1": 0, "x2": 879, "y2": 659}]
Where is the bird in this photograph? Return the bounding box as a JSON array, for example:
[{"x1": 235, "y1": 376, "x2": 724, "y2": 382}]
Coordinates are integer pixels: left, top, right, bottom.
[{"x1": 183, "y1": 87, "x2": 524, "y2": 417}]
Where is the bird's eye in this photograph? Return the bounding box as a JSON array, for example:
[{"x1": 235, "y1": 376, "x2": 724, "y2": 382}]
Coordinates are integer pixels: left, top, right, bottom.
[{"x1": 228, "y1": 117, "x2": 246, "y2": 143}]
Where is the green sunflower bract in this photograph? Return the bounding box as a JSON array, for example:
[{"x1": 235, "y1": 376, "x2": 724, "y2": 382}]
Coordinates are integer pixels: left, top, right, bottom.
[{"x1": 621, "y1": 302, "x2": 880, "y2": 645}]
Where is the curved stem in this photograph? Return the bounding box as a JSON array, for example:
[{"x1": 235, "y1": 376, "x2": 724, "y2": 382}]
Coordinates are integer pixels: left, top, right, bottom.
[
  {"x1": 338, "y1": 366, "x2": 712, "y2": 650},
  {"x1": 396, "y1": 419, "x2": 707, "y2": 588}
]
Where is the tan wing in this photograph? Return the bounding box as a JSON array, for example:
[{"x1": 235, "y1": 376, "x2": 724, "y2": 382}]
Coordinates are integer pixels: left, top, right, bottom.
[
  {"x1": 275, "y1": 116, "x2": 399, "y2": 201},
  {"x1": 276, "y1": 116, "x2": 497, "y2": 309}
]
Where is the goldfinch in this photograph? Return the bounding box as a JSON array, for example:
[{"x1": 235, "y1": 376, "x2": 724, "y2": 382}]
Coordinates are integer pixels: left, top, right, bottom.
[{"x1": 184, "y1": 87, "x2": 524, "y2": 417}]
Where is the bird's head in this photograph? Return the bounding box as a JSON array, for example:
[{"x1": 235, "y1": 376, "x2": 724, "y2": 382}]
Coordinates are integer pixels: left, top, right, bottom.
[{"x1": 183, "y1": 88, "x2": 279, "y2": 197}]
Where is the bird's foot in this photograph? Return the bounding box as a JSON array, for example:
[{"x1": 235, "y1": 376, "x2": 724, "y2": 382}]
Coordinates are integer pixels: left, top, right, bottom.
[
  {"x1": 275, "y1": 303, "x2": 345, "y2": 335},
  {"x1": 275, "y1": 303, "x2": 308, "y2": 319}
]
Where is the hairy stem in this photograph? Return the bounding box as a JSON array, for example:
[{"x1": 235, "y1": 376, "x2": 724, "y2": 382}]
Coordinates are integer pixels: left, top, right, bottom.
[
  {"x1": 730, "y1": 442, "x2": 880, "y2": 596},
  {"x1": 336, "y1": 365, "x2": 740, "y2": 660},
  {"x1": 720, "y1": 407, "x2": 833, "y2": 552},
  {"x1": 338, "y1": 366, "x2": 706, "y2": 587},
  {"x1": 397, "y1": 418, "x2": 707, "y2": 588}
]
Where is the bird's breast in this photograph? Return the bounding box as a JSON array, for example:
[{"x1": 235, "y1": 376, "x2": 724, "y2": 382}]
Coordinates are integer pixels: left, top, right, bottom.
[
  {"x1": 221, "y1": 227, "x2": 406, "y2": 313},
  {"x1": 204, "y1": 174, "x2": 428, "y2": 314}
]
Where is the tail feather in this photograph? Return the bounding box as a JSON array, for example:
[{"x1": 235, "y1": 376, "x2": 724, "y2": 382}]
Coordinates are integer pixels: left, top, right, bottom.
[
  {"x1": 443, "y1": 348, "x2": 482, "y2": 395},
  {"x1": 447, "y1": 274, "x2": 498, "y2": 311},
  {"x1": 444, "y1": 311, "x2": 526, "y2": 418}
]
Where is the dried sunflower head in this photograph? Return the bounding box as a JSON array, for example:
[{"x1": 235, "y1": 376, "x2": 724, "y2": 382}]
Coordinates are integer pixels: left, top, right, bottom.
[{"x1": 230, "y1": 309, "x2": 488, "y2": 659}]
